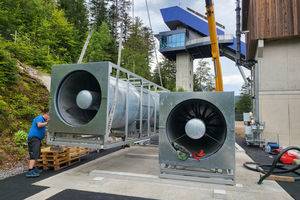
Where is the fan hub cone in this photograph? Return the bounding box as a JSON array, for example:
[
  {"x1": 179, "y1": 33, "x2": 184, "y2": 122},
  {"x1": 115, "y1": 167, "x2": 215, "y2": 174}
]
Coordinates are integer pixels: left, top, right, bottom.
[{"x1": 185, "y1": 118, "x2": 206, "y2": 139}]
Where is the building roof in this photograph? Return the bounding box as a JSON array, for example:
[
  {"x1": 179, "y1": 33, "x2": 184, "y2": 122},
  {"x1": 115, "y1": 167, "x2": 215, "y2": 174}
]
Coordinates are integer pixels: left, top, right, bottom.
[{"x1": 160, "y1": 6, "x2": 245, "y2": 57}]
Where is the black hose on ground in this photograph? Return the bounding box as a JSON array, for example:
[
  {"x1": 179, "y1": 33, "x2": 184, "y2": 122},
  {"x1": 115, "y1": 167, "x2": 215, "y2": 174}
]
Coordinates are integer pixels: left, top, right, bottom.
[
  {"x1": 257, "y1": 146, "x2": 300, "y2": 184},
  {"x1": 256, "y1": 164, "x2": 300, "y2": 175},
  {"x1": 243, "y1": 162, "x2": 285, "y2": 173},
  {"x1": 244, "y1": 162, "x2": 300, "y2": 182}
]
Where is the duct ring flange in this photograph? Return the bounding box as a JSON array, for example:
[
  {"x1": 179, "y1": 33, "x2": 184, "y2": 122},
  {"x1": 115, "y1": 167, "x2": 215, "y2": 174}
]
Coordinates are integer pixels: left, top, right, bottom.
[{"x1": 55, "y1": 70, "x2": 101, "y2": 127}]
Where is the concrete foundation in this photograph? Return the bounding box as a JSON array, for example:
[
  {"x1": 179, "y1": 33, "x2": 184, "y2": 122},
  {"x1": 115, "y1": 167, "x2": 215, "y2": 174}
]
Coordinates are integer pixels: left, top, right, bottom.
[
  {"x1": 29, "y1": 145, "x2": 293, "y2": 200},
  {"x1": 254, "y1": 37, "x2": 300, "y2": 147}
]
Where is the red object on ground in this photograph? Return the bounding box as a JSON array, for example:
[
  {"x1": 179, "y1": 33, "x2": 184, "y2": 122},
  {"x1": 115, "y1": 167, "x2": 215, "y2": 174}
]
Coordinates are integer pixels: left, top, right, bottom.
[
  {"x1": 273, "y1": 149, "x2": 297, "y2": 164},
  {"x1": 191, "y1": 153, "x2": 200, "y2": 161},
  {"x1": 196, "y1": 150, "x2": 205, "y2": 157},
  {"x1": 286, "y1": 153, "x2": 297, "y2": 159},
  {"x1": 272, "y1": 149, "x2": 282, "y2": 153},
  {"x1": 280, "y1": 155, "x2": 295, "y2": 164}
]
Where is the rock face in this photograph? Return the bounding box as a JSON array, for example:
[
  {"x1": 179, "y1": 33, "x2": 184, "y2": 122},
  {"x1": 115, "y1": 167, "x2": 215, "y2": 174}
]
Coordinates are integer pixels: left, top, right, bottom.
[{"x1": 18, "y1": 62, "x2": 51, "y2": 91}]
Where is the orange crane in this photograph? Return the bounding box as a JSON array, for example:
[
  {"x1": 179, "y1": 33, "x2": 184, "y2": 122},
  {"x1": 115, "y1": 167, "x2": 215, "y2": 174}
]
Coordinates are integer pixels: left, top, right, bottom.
[{"x1": 205, "y1": 0, "x2": 223, "y2": 92}]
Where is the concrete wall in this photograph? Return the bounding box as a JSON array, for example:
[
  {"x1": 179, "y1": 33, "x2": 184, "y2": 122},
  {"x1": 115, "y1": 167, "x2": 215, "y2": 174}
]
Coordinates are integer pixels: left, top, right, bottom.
[
  {"x1": 176, "y1": 52, "x2": 193, "y2": 92},
  {"x1": 187, "y1": 29, "x2": 202, "y2": 40},
  {"x1": 255, "y1": 37, "x2": 300, "y2": 147}
]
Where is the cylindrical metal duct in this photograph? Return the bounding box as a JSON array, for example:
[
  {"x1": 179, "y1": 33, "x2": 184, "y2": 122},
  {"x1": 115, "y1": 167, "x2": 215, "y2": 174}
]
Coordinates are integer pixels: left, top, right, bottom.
[
  {"x1": 55, "y1": 70, "x2": 157, "y2": 129},
  {"x1": 136, "y1": 88, "x2": 155, "y2": 127},
  {"x1": 108, "y1": 77, "x2": 140, "y2": 129},
  {"x1": 166, "y1": 99, "x2": 227, "y2": 157}
]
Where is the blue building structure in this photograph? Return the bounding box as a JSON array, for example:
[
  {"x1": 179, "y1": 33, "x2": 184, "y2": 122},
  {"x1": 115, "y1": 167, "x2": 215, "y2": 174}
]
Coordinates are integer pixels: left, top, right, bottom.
[{"x1": 156, "y1": 6, "x2": 245, "y2": 91}]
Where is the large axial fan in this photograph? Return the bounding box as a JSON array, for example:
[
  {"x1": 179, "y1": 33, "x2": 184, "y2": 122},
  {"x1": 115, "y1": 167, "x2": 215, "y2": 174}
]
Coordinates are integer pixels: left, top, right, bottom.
[
  {"x1": 56, "y1": 70, "x2": 101, "y2": 127},
  {"x1": 166, "y1": 99, "x2": 226, "y2": 157},
  {"x1": 48, "y1": 62, "x2": 169, "y2": 150},
  {"x1": 159, "y1": 92, "x2": 235, "y2": 185}
]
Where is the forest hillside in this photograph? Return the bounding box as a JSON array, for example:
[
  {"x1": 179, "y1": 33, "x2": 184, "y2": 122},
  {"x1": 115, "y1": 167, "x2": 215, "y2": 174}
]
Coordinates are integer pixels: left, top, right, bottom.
[{"x1": 0, "y1": 0, "x2": 170, "y2": 174}]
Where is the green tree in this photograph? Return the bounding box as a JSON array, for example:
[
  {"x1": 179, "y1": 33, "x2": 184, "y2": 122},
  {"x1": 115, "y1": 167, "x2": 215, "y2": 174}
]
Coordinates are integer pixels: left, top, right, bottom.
[
  {"x1": 0, "y1": 0, "x2": 38, "y2": 30},
  {"x1": 0, "y1": 1, "x2": 17, "y2": 29},
  {"x1": 57, "y1": 0, "x2": 89, "y2": 33},
  {"x1": 57, "y1": 0, "x2": 89, "y2": 58},
  {"x1": 84, "y1": 22, "x2": 113, "y2": 62},
  {"x1": 89, "y1": 1, "x2": 119, "y2": 64},
  {"x1": 44, "y1": 8, "x2": 77, "y2": 64},
  {"x1": 152, "y1": 56, "x2": 176, "y2": 91},
  {"x1": 121, "y1": 17, "x2": 153, "y2": 80},
  {"x1": 108, "y1": 0, "x2": 131, "y2": 43},
  {"x1": 0, "y1": 0, "x2": 78, "y2": 71},
  {"x1": 99, "y1": 22, "x2": 115, "y2": 62},
  {"x1": 89, "y1": 0, "x2": 109, "y2": 29},
  {"x1": 235, "y1": 84, "x2": 251, "y2": 114},
  {"x1": 122, "y1": 11, "x2": 132, "y2": 43},
  {"x1": 193, "y1": 59, "x2": 215, "y2": 92},
  {"x1": 0, "y1": 39, "x2": 19, "y2": 87},
  {"x1": 0, "y1": 0, "x2": 57, "y2": 34}
]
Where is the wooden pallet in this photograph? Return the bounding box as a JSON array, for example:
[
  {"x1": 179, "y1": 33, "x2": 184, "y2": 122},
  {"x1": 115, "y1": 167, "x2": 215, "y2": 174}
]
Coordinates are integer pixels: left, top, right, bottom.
[
  {"x1": 36, "y1": 146, "x2": 89, "y2": 171},
  {"x1": 78, "y1": 147, "x2": 89, "y2": 157},
  {"x1": 37, "y1": 157, "x2": 81, "y2": 171},
  {"x1": 67, "y1": 147, "x2": 89, "y2": 158},
  {"x1": 68, "y1": 147, "x2": 81, "y2": 159},
  {"x1": 38, "y1": 148, "x2": 70, "y2": 165}
]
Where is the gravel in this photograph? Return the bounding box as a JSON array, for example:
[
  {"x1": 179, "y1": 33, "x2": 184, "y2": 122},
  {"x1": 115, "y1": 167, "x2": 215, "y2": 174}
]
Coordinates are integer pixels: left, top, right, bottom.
[{"x1": 0, "y1": 165, "x2": 28, "y2": 180}]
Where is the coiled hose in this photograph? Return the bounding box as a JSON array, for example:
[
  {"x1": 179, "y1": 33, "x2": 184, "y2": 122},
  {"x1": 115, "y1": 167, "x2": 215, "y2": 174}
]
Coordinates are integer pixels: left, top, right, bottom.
[{"x1": 243, "y1": 146, "x2": 300, "y2": 184}]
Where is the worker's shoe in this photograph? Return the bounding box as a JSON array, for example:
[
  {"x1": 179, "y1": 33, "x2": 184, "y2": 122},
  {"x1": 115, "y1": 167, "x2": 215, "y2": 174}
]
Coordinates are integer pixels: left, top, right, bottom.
[
  {"x1": 26, "y1": 169, "x2": 40, "y2": 178},
  {"x1": 33, "y1": 167, "x2": 43, "y2": 173}
]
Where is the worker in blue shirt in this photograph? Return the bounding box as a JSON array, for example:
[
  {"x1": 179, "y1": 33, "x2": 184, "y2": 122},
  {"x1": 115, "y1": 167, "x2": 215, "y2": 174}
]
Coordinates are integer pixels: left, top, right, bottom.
[{"x1": 26, "y1": 112, "x2": 51, "y2": 177}]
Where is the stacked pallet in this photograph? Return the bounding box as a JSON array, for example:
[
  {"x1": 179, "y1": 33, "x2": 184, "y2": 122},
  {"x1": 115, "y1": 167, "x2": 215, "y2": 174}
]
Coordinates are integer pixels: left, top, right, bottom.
[
  {"x1": 36, "y1": 147, "x2": 89, "y2": 171},
  {"x1": 68, "y1": 146, "x2": 89, "y2": 159}
]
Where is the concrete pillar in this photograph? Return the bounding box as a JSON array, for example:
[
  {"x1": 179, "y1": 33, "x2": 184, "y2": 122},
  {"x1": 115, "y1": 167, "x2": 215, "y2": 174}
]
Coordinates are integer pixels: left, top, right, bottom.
[{"x1": 176, "y1": 52, "x2": 193, "y2": 92}]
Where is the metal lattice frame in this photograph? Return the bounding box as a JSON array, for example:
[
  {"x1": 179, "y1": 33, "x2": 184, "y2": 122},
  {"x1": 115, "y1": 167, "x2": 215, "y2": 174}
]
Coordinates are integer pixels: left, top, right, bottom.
[{"x1": 47, "y1": 62, "x2": 169, "y2": 149}]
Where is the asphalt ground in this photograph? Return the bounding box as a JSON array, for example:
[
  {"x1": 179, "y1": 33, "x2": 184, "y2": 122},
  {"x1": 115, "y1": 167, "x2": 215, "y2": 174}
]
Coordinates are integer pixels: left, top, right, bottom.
[
  {"x1": 48, "y1": 189, "x2": 153, "y2": 200},
  {"x1": 0, "y1": 147, "x2": 154, "y2": 200},
  {"x1": 236, "y1": 137, "x2": 300, "y2": 200}
]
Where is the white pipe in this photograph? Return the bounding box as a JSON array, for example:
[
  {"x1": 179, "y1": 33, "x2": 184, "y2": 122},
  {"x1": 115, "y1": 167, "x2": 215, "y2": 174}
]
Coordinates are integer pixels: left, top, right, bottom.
[{"x1": 254, "y1": 62, "x2": 259, "y2": 123}]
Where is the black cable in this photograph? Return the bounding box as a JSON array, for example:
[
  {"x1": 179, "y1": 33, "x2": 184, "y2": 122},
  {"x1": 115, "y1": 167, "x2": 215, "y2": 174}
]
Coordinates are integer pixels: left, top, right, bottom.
[
  {"x1": 244, "y1": 148, "x2": 300, "y2": 184},
  {"x1": 243, "y1": 162, "x2": 285, "y2": 173},
  {"x1": 257, "y1": 146, "x2": 300, "y2": 184}
]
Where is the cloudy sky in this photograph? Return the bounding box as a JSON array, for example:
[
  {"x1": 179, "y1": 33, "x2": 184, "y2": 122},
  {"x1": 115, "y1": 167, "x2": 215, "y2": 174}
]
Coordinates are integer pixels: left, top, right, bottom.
[{"x1": 132, "y1": 0, "x2": 250, "y2": 95}]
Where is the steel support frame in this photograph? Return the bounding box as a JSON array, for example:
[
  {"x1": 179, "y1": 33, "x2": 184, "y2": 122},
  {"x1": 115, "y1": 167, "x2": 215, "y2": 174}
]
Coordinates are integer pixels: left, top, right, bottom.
[
  {"x1": 47, "y1": 62, "x2": 169, "y2": 149},
  {"x1": 47, "y1": 131, "x2": 158, "y2": 149},
  {"x1": 159, "y1": 164, "x2": 235, "y2": 185}
]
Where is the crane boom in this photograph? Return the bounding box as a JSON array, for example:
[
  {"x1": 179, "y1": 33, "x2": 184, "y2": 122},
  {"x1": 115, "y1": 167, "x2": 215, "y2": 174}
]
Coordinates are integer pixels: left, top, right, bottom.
[{"x1": 205, "y1": 0, "x2": 223, "y2": 91}]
